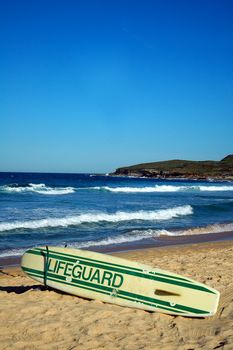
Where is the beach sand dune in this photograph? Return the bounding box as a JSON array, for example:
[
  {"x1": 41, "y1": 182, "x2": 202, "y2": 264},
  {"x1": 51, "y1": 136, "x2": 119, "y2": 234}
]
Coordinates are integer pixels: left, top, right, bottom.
[{"x1": 1, "y1": 241, "x2": 233, "y2": 350}]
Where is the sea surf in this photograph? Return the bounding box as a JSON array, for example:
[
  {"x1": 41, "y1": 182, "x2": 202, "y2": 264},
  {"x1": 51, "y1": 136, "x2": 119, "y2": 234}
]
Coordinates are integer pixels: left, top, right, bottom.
[{"x1": 0, "y1": 172, "x2": 233, "y2": 259}]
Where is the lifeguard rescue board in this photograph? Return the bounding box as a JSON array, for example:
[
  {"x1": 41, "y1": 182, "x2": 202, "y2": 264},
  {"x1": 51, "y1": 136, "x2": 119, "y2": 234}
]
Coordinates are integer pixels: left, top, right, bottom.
[{"x1": 21, "y1": 246, "x2": 220, "y2": 317}]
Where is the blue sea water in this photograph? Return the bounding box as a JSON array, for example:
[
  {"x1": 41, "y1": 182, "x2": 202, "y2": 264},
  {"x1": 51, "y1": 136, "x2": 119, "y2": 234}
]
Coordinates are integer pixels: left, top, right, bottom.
[{"x1": 0, "y1": 172, "x2": 233, "y2": 258}]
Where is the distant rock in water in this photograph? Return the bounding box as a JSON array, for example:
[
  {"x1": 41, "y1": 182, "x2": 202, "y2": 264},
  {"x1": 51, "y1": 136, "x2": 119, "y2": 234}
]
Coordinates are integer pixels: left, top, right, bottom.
[{"x1": 111, "y1": 155, "x2": 233, "y2": 180}]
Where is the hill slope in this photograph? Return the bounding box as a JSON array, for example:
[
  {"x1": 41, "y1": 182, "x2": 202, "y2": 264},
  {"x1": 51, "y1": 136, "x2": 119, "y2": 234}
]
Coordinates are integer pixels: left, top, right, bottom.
[{"x1": 112, "y1": 155, "x2": 233, "y2": 179}]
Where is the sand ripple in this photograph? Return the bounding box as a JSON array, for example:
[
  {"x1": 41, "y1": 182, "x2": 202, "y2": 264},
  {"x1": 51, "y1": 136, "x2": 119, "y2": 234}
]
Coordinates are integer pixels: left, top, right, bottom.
[{"x1": 1, "y1": 241, "x2": 233, "y2": 350}]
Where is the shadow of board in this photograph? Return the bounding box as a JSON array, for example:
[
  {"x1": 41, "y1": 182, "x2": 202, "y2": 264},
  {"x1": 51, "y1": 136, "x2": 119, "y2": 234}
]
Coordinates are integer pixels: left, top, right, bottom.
[{"x1": 0, "y1": 285, "x2": 48, "y2": 294}]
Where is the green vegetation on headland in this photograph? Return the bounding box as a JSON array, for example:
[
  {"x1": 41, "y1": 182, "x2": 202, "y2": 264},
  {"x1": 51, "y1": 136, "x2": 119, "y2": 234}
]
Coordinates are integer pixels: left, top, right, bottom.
[{"x1": 111, "y1": 155, "x2": 233, "y2": 180}]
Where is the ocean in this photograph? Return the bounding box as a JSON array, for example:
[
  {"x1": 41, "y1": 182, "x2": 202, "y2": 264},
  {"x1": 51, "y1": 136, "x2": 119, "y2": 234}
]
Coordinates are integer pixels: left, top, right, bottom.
[{"x1": 0, "y1": 172, "x2": 233, "y2": 259}]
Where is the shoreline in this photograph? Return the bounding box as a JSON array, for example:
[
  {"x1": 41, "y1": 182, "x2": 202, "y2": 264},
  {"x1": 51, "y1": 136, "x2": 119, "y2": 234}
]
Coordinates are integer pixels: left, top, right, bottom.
[
  {"x1": 110, "y1": 173, "x2": 233, "y2": 181},
  {"x1": 1, "y1": 229, "x2": 233, "y2": 268}
]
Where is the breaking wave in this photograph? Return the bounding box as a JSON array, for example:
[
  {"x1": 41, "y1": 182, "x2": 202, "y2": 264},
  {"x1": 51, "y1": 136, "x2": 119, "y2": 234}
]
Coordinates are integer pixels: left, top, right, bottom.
[
  {"x1": 0, "y1": 205, "x2": 193, "y2": 232},
  {"x1": 197, "y1": 185, "x2": 233, "y2": 191},
  {"x1": 92, "y1": 185, "x2": 180, "y2": 192},
  {"x1": 0, "y1": 183, "x2": 75, "y2": 195},
  {"x1": 126, "y1": 222, "x2": 233, "y2": 240},
  {"x1": 72, "y1": 229, "x2": 172, "y2": 248},
  {"x1": 1, "y1": 221, "x2": 233, "y2": 257},
  {"x1": 0, "y1": 248, "x2": 27, "y2": 258},
  {"x1": 169, "y1": 222, "x2": 233, "y2": 236},
  {"x1": 2, "y1": 183, "x2": 233, "y2": 195},
  {"x1": 91, "y1": 185, "x2": 233, "y2": 193},
  {"x1": 70, "y1": 222, "x2": 233, "y2": 248}
]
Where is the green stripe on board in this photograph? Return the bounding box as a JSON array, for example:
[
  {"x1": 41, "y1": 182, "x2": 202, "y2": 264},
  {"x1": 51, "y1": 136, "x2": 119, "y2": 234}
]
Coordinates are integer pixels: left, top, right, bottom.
[
  {"x1": 24, "y1": 268, "x2": 185, "y2": 315},
  {"x1": 32, "y1": 248, "x2": 142, "y2": 271},
  {"x1": 32, "y1": 247, "x2": 192, "y2": 283},
  {"x1": 23, "y1": 266, "x2": 185, "y2": 314},
  {"x1": 118, "y1": 290, "x2": 209, "y2": 315},
  {"x1": 23, "y1": 266, "x2": 112, "y2": 293},
  {"x1": 116, "y1": 294, "x2": 185, "y2": 314},
  {"x1": 23, "y1": 265, "x2": 209, "y2": 315},
  {"x1": 26, "y1": 271, "x2": 110, "y2": 297},
  {"x1": 148, "y1": 270, "x2": 192, "y2": 282},
  {"x1": 27, "y1": 248, "x2": 215, "y2": 294}
]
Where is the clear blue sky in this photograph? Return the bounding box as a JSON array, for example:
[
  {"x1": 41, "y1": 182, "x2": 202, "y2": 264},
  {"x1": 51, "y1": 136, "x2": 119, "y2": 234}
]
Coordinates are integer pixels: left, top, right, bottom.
[{"x1": 1, "y1": 0, "x2": 233, "y2": 173}]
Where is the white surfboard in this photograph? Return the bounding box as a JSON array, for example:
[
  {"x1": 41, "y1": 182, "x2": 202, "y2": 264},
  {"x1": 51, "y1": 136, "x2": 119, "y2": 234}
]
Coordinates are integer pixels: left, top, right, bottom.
[{"x1": 21, "y1": 246, "x2": 220, "y2": 317}]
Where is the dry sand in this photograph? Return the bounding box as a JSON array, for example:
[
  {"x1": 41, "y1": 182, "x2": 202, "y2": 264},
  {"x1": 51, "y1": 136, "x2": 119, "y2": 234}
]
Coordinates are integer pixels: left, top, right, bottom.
[{"x1": 1, "y1": 240, "x2": 233, "y2": 350}]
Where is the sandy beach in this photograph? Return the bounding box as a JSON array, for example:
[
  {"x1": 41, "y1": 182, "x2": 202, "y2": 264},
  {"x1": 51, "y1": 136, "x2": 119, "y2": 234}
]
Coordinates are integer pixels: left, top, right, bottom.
[{"x1": 1, "y1": 240, "x2": 233, "y2": 350}]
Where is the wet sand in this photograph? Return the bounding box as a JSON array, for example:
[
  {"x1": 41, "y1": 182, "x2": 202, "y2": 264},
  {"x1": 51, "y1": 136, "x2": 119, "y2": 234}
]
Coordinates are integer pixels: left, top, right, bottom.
[
  {"x1": 1, "y1": 229, "x2": 233, "y2": 268},
  {"x1": 1, "y1": 240, "x2": 233, "y2": 350}
]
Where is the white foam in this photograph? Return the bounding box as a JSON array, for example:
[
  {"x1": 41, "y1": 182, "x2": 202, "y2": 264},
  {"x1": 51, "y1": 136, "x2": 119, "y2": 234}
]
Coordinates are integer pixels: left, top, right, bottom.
[
  {"x1": 198, "y1": 186, "x2": 233, "y2": 191},
  {"x1": 0, "y1": 205, "x2": 193, "y2": 232},
  {"x1": 174, "y1": 222, "x2": 233, "y2": 235},
  {"x1": 135, "y1": 222, "x2": 233, "y2": 238},
  {"x1": 3, "y1": 183, "x2": 233, "y2": 195},
  {"x1": 77, "y1": 221, "x2": 233, "y2": 249},
  {"x1": 71, "y1": 229, "x2": 171, "y2": 248},
  {"x1": 2, "y1": 220, "x2": 233, "y2": 257},
  {"x1": 70, "y1": 228, "x2": 186, "y2": 249},
  {"x1": 0, "y1": 230, "x2": 163, "y2": 257},
  {"x1": 91, "y1": 184, "x2": 233, "y2": 193},
  {"x1": 95, "y1": 185, "x2": 181, "y2": 192},
  {"x1": 0, "y1": 248, "x2": 26, "y2": 258},
  {"x1": 0, "y1": 183, "x2": 75, "y2": 195}
]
